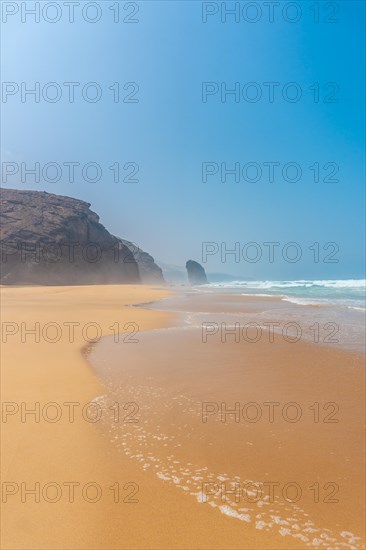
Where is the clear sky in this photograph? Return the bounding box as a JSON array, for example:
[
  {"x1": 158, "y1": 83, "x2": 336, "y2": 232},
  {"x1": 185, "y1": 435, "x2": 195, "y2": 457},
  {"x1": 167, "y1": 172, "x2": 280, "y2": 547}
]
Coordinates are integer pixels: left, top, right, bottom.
[{"x1": 1, "y1": 0, "x2": 365, "y2": 279}]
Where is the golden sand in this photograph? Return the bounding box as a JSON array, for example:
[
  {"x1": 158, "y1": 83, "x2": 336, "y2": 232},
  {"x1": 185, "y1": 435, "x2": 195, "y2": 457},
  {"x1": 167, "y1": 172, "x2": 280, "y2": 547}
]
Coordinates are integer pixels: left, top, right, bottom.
[{"x1": 1, "y1": 286, "x2": 364, "y2": 549}]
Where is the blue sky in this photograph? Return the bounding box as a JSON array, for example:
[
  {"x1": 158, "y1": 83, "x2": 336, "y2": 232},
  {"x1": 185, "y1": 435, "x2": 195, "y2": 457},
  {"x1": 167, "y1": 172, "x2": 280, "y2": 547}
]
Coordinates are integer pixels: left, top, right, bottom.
[{"x1": 1, "y1": 0, "x2": 365, "y2": 279}]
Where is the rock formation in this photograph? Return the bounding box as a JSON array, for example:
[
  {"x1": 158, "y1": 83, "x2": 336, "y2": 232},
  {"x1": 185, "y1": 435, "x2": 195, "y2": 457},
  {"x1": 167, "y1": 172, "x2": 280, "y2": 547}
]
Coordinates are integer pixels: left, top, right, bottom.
[
  {"x1": 186, "y1": 260, "x2": 208, "y2": 285},
  {"x1": 0, "y1": 188, "x2": 142, "y2": 285},
  {"x1": 119, "y1": 239, "x2": 164, "y2": 284}
]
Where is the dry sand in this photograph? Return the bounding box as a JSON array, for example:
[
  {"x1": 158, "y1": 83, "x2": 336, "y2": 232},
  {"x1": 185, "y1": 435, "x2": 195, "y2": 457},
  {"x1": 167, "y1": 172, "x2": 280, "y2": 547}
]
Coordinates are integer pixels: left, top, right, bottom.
[{"x1": 1, "y1": 286, "x2": 365, "y2": 549}]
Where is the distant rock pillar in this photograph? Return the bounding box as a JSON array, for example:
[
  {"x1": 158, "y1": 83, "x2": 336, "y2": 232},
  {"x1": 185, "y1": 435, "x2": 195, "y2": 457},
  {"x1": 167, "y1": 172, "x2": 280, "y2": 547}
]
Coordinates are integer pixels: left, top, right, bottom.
[{"x1": 186, "y1": 260, "x2": 208, "y2": 285}]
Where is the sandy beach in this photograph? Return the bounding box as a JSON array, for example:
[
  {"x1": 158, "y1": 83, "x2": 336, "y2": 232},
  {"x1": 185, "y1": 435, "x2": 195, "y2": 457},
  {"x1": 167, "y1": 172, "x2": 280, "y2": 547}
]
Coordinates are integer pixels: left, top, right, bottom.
[
  {"x1": 1, "y1": 286, "x2": 365, "y2": 549},
  {"x1": 1, "y1": 284, "x2": 293, "y2": 550},
  {"x1": 2, "y1": 0, "x2": 365, "y2": 547},
  {"x1": 1, "y1": 285, "x2": 174, "y2": 549}
]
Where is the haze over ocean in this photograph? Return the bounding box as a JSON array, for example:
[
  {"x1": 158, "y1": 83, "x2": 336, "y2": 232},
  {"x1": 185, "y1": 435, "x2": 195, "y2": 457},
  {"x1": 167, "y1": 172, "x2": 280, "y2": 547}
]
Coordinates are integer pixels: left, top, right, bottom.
[{"x1": 1, "y1": 0, "x2": 365, "y2": 279}]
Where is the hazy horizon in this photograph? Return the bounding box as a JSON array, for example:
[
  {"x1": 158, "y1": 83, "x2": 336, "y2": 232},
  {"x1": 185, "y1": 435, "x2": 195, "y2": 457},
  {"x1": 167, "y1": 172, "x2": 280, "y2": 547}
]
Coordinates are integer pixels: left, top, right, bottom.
[{"x1": 1, "y1": 0, "x2": 365, "y2": 279}]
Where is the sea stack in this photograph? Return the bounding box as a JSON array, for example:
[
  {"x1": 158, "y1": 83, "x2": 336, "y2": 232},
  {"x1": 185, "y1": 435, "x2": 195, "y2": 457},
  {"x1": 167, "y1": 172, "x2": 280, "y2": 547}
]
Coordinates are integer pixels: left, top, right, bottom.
[{"x1": 186, "y1": 259, "x2": 208, "y2": 285}]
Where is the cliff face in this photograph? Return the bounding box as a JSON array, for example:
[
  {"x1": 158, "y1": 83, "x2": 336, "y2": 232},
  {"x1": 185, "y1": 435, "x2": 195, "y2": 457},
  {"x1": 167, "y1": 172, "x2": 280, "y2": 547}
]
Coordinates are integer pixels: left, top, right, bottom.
[
  {"x1": 0, "y1": 188, "x2": 140, "y2": 285},
  {"x1": 119, "y1": 239, "x2": 164, "y2": 284},
  {"x1": 186, "y1": 260, "x2": 208, "y2": 285}
]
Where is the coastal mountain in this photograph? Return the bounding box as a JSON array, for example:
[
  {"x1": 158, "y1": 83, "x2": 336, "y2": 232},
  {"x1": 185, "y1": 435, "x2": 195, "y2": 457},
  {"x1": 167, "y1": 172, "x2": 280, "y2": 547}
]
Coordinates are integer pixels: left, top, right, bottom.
[
  {"x1": 0, "y1": 188, "x2": 161, "y2": 285},
  {"x1": 119, "y1": 239, "x2": 164, "y2": 283},
  {"x1": 155, "y1": 261, "x2": 188, "y2": 284}
]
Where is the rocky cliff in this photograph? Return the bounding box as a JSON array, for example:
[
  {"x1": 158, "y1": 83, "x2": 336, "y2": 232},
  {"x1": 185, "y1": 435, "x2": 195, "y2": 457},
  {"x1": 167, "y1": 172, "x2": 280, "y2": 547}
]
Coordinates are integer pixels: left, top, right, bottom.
[
  {"x1": 0, "y1": 188, "x2": 143, "y2": 285},
  {"x1": 186, "y1": 260, "x2": 208, "y2": 285},
  {"x1": 119, "y1": 239, "x2": 164, "y2": 284}
]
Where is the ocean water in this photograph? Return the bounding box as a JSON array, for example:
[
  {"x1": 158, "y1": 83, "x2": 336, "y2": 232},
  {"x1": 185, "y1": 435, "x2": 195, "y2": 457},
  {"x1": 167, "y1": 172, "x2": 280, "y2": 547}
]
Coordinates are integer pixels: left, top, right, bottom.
[
  {"x1": 153, "y1": 279, "x2": 365, "y2": 352},
  {"x1": 202, "y1": 279, "x2": 366, "y2": 311}
]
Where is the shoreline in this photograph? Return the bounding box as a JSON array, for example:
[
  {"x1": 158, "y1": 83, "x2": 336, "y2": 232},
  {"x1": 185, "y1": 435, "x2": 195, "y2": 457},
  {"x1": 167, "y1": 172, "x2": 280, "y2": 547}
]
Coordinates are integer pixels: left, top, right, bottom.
[
  {"x1": 1, "y1": 285, "x2": 365, "y2": 549},
  {"x1": 88, "y1": 290, "x2": 366, "y2": 549},
  {"x1": 144, "y1": 289, "x2": 366, "y2": 353}
]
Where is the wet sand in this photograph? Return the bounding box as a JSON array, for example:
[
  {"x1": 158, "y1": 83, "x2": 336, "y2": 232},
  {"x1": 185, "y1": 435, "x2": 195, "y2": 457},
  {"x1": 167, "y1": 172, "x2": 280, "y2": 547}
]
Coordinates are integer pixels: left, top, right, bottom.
[
  {"x1": 1, "y1": 286, "x2": 365, "y2": 549},
  {"x1": 89, "y1": 291, "x2": 365, "y2": 549}
]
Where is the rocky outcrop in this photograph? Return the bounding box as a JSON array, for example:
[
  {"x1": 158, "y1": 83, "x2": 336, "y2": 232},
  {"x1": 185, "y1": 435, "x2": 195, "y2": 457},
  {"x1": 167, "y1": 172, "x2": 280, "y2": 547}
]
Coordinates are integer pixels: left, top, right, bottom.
[
  {"x1": 119, "y1": 239, "x2": 164, "y2": 284},
  {"x1": 186, "y1": 260, "x2": 208, "y2": 285},
  {"x1": 0, "y1": 188, "x2": 140, "y2": 285}
]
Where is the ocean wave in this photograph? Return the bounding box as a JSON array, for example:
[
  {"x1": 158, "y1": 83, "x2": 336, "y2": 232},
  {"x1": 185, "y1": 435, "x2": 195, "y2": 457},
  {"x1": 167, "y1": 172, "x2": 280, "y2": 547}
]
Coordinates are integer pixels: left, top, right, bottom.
[
  {"x1": 281, "y1": 296, "x2": 327, "y2": 307},
  {"x1": 206, "y1": 279, "x2": 366, "y2": 308},
  {"x1": 240, "y1": 293, "x2": 282, "y2": 298},
  {"x1": 207, "y1": 279, "x2": 366, "y2": 290}
]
